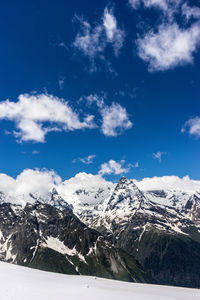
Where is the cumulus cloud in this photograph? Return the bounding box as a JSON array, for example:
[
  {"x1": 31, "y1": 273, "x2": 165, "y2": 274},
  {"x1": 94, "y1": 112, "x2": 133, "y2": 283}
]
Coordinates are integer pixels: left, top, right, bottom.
[
  {"x1": 57, "y1": 172, "x2": 114, "y2": 207},
  {"x1": 0, "y1": 93, "x2": 96, "y2": 143},
  {"x1": 135, "y1": 175, "x2": 200, "y2": 193},
  {"x1": 73, "y1": 17, "x2": 105, "y2": 59},
  {"x1": 0, "y1": 169, "x2": 112, "y2": 207},
  {"x1": 129, "y1": 0, "x2": 169, "y2": 10},
  {"x1": 153, "y1": 151, "x2": 166, "y2": 162},
  {"x1": 0, "y1": 169, "x2": 114, "y2": 207},
  {"x1": 73, "y1": 7, "x2": 125, "y2": 70},
  {"x1": 129, "y1": 0, "x2": 182, "y2": 20},
  {"x1": 72, "y1": 154, "x2": 96, "y2": 165},
  {"x1": 83, "y1": 94, "x2": 133, "y2": 137},
  {"x1": 98, "y1": 159, "x2": 131, "y2": 175},
  {"x1": 103, "y1": 7, "x2": 125, "y2": 56},
  {"x1": 181, "y1": 3, "x2": 200, "y2": 21},
  {"x1": 181, "y1": 116, "x2": 200, "y2": 138},
  {"x1": 0, "y1": 169, "x2": 62, "y2": 206},
  {"x1": 83, "y1": 94, "x2": 105, "y2": 108},
  {"x1": 129, "y1": 1, "x2": 200, "y2": 71},
  {"x1": 1, "y1": 169, "x2": 200, "y2": 208},
  {"x1": 100, "y1": 103, "x2": 133, "y2": 136},
  {"x1": 137, "y1": 22, "x2": 200, "y2": 71}
]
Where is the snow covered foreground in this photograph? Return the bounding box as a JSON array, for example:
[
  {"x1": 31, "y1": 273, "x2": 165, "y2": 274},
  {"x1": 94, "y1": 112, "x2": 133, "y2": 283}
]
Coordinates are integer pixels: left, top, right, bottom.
[{"x1": 1, "y1": 262, "x2": 200, "y2": 300}]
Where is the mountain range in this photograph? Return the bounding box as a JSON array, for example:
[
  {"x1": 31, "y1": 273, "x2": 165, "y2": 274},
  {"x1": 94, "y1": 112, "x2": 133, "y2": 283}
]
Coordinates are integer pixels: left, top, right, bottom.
[{"x1": 0, "y1": 173, "x2": 200, "y2": 288}]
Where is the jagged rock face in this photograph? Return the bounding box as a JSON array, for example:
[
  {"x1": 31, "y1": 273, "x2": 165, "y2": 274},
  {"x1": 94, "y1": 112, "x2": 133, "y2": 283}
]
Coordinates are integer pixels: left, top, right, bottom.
[
  {"x1": 0, "y1": 200, "x2": 147, "y2": 283},
  {"x1": 49, "y1": 188, "x2": 74, "y2": 211},
  {"x1": 0, "y1": 176, "x2": 200, "y2": 287},
  {"x1": 106, "y1": 176, "x2": 145, "y2": 210},
  {"x1": 75, "y1": 177, "x2": 200, "y2": 288}
]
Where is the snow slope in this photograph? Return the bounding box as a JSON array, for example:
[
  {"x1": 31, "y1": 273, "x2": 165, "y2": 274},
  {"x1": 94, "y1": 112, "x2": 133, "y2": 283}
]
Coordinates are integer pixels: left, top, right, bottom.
[{"x1": 0, "y1": 262, "x2": 200, "y2": 300}]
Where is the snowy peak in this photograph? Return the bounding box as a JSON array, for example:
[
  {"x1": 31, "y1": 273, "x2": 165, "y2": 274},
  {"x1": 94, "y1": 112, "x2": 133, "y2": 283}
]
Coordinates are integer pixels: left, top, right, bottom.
[
  {"x1": 144, "y1": 189, "x2": 200, "y2": 214},
  {"x1": 107, "y1": 176, "x2": 144, "y2": 210},
  {"x1": 185, "y1": 193, "x2": 200, "y2": 225},
  {"x1": 117, "y1": 176, "x2": 130, "y2": 186},
  {"x1": 49, "y1": 189, "x2": 73, "y2": 212},
  {"x1": 51, "y1": 187, "x2": 58, "y2": 195}
]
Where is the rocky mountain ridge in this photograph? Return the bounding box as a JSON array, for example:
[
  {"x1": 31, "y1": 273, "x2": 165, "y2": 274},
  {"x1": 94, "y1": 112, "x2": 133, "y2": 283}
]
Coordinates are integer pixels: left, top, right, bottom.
[
  {"x1": 0, "y1": 175, "x2": 200, "y2": 287},
  {"x1": 77, "y1": 176, "x2": 200, "y2": 288},
  {"x1": 0, "y1": 199, "x2": 147, "y2": 282}
]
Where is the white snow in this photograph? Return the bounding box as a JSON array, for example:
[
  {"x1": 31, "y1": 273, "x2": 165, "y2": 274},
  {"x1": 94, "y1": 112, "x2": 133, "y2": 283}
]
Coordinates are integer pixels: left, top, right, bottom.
[
  {"x1": 0, "y1": 170, "x2": 199, "y2": 214},
  {"x1": 0, "y1": 261, "x2": 200, "y2": 300},
  {"x1": 42, "y1": 236, "x2": 77, "y2": 256},
  {"x1": 0, "y1": 234, "x2": 16, "y2": 262},
  {"x1": 41, "y1": 236, "x2": 86, "y2": 263},
  {"x1": 0, "y1": 170, "x2": 114, "y2": 212},
  {"x1": 56, "y1": 172, "x2": 114, "y2": 212},
  {"x1": 0, "y1": 170, "x2": 200, "y2": 237}
]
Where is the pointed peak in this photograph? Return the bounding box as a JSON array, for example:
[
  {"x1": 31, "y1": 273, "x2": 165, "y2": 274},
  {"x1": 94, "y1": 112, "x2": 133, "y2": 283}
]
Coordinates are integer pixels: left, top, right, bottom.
[
  {"x1": 116, "y1": 176, "x2": 137, "y2": 189},
  {"x1": 51, "y1": 187, "x2": 58, "y2": 195},
  {"x1": 119, "y1": 176, "x2": 128, "y2": 183},
  {"x1": 117, "y1": 176, "x2": 132, "y2": 187}
]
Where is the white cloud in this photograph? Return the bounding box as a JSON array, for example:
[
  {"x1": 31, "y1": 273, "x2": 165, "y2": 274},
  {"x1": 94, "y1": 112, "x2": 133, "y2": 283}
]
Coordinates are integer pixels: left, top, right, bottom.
[
  {"x1": 132, "y1": 162, "x2": 139, "y2": 168},
  {"x1": 103, "y1": 8, "x2": 125, "y2": 56},
  {"x1": 1, "y1": 169, "x2": 200, "y2": 209},
  {"x1": 143, "y1": 0, "x2": 170, "y2": 10},
  {"x1": 83, "y1": 94, "x2": 105, "y2": 108},
  {"x1": 0, "y1": 92, "x2": 132, "y2": 142},
  {"x1": 129, "y1": 0, "x2": 141, "y2": 9},
  {"x1": 82, "y1": 94, "x2": 133, "y2": 137},
  {"x1": 73, "y1": 7, "x2": 125, "y2": 69},
  {"x1": 32, "y1": 150, "x2": 40, "y2": 155},
  {"x1": 129, "y1": 0, "x2": 181, "y2": 19},
  {"x1": 129, "y1": 0, "x2": 169, "y2": 11},
  {"x1": 181, "y1": 3, "x2": 200, "y2": 21},
  {"x1": 100, "y1": 103, "x2": 133, "y2": 137},
  {"x1": 0, "y1": 169, "x2": 62, "y2": 206},
  {"x1": 57, "y1": 172, "x2": 114, "y2": 207},
  {"x1": 0, "y1": 169, "x2": 114, "y2": 207},
  {"x1": 98, "y1": 159, "x2": 130, "y2": 175},
  {"x1": 129, "y1": 1, "x2": 200, "y2": 72},
  {"x1": 103, "y1": 7, "x2": 117, "y2": 40},
  {"x1": 15, "y1": 169, "x2": 61, "y2": 197},
  {"x1": 73, "y1": 17, "x2": 105, "y2": 59},
  {"x1": 181, "y1": 116, "x2": 200, "y2": 138},
  {"x1": 0, "y1": 93, "x2": 96, "y2": 143},
  {"x1": 73, "y1": 154, "x2": 96, "y2": 165},
  {"x1": 135, "y1": 175, "x2": 200, "y2": 193},
  {"x1": 58, "y1": 77, "x2": 65, "y2": 89},
  {"x1": 137, "y1": 22, "x2": 200, "y2": 71},
  {"x1": 153, "y1": 151, "x2": 166, "y2": 162}
]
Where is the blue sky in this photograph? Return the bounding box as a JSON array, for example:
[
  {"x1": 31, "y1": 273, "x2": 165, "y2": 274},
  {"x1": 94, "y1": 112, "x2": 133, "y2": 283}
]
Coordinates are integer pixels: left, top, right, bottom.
[{"x1": 0, "y1": 0, "x2": 199, "y2": 181}]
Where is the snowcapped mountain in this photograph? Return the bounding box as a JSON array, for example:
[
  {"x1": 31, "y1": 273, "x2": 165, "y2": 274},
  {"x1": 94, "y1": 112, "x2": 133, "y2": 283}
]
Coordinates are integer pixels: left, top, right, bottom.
[
  {"x1": 106, "y1": 176, "x2": 145, "y2": 210},
  {"x1": 0, "y1": 170, "x2": 200, "y2": 287},
  {"x1": 0, "y1": 197, "x2": 146, "y2": 283},
  {"x1": 76, "y1": 176, "x2": 200, "y2": 239},
  {"x1": 79, "y1": 176, "x2": 200, "y2": 288},
  {"x1": 136, "y1": 175, "x2": 200, "y2": 211}
]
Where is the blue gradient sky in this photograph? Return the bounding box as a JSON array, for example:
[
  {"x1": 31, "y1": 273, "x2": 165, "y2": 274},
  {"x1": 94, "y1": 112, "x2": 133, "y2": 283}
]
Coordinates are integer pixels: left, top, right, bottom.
[{"x1": 0, "y1": 0, "x2": 199, "y2": 180}]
